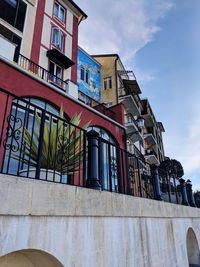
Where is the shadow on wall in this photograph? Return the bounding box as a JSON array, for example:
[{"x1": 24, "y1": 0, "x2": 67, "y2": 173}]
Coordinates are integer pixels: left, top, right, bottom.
[
  {"x1": 0, "y1": 249, "x2": 64, "y2": 267},
  {"x1": 187, "y1": 228, "x2": 200, "y2": 266}
]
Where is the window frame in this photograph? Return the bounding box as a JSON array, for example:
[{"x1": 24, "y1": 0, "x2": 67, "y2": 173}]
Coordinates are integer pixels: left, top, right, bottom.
[
  {"x1": 80, "y1": 65, "x2": 90, "y2": 84},
  {"x1": 103, "y1": 76, "x2": 112, "y2": 90},
  {"x1": 53, "y1": 1, "x2": 66, "y2": 24},
  {"x1": 49, "y1": 60, "x2": 63, "y2": 86},
  {"x1": 51, "y1": 26, "x2": 64, "y2": 52}
]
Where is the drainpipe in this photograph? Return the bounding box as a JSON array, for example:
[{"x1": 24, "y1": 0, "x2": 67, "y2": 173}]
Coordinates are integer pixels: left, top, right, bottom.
[{"x1": 115, "y1": 55, "x2": 119, "y2": 105}]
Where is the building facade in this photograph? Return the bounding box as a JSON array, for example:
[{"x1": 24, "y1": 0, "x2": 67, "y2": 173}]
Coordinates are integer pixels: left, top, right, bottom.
[
  {"x1": 0, "y1": 0, "x2": 127, "y2": 193},
  {"x1": 93, "y1": 54, "x2": 165, "y2": 166},
  {"x1": 77, "y1": 47, "x2": 101, "y2": 106},
  {"x1": 0, "y1": 1, "x2": 199, "y2": 267}
]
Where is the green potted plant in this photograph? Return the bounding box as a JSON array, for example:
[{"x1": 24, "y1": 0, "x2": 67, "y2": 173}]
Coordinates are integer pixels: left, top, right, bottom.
[{"x1": 17, "y1": 108, "x2": 90, "y2": 181}]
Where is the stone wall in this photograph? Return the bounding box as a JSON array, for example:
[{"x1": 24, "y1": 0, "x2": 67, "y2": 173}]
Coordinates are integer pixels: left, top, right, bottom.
[{"x1": 0, "y1": 174, "x2": 200, "y2": 267}]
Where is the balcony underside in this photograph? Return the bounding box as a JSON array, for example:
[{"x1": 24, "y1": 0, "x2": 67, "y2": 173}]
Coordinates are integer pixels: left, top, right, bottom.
[
  {"x1": 144, "y1": 133, "x2": 157, "y2": 146},
  {"x1": 123, "y1": 79, "x2": 142, "y2": 95},
  {"x1": 119, "y1": 95, "x2": 140, "y2": 116},
  {"x1": 145, "y1": 154, "x2": 159, "y2": 166},
  {"x1": 125, "y1": 122, "x2": 143, "y2": 142},
  {"x1": 142, "y1": 114, "x2": 154, "y2": 127}
]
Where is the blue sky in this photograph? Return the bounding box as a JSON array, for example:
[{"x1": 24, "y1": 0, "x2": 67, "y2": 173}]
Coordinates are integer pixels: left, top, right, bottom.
[{"x1": 75, "y1": 0, "x2": 200, "y2": 190}]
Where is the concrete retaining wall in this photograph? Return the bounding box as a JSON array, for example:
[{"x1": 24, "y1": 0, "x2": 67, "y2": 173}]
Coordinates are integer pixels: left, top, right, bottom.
[{"x1": 0, "y1": 174, "x2": 200, "y2": 267}]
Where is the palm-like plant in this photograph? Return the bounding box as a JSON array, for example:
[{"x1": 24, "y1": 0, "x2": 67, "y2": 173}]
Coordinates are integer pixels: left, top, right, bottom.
[{"x1": 17, "y1": 109, "x2": 90, "y2": 175}]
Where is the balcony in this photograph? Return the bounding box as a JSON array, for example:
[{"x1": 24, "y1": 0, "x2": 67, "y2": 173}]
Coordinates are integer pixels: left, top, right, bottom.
[
  {"x1": 118, "y1": 71, "x2": 141, "y2": 116},
  {"x1": 17, "y1": 54, "x2": 76, "y2": 95},
  {"x1": 127, "y1": 143, "x2": 145, "y2": 161},
  {"x1": 145, "y1": 149, "x2": 159, "y2": 166},
  {"x1": 0, "y1": 34, "x2": 16, "y2": 61},
  {"x1": 141, "y1": 99, "x2": 156, "y2": 127},
  {"x1": 144, "y1": 133, "x2": 157, "y2": 146},
  {"x1": 124, "y1": 114, "x2": 143, "y2": 142}
]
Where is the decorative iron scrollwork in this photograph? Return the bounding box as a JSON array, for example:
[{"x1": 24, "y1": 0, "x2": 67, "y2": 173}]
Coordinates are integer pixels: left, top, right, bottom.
[{"x1": 4, "y1": 115, "x2": 22, "y2": 152}]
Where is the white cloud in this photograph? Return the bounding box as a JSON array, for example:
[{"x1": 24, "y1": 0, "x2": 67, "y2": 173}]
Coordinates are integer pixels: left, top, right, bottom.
[{"x1": 76, "y1": 0, "x2": 174, "y2": 69}]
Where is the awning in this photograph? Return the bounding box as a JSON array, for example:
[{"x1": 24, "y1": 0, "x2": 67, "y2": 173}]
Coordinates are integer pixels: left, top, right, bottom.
[
  {"x1": 123, "y1": 79, "x2": 142, "y2": 95},
  {"x1": 46, "y1": 49, "x2": 75, "y2": 69}
]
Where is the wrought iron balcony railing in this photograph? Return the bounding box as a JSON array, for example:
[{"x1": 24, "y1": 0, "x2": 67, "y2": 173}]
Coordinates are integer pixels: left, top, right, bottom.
[{"x1": 17, "y1": 54, "x2": 68, "y2": 92}]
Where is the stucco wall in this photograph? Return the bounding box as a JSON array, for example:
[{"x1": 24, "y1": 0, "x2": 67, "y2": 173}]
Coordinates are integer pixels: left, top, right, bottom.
[
  {"x1": 93, "y1": 56, "x2": 118, "y2": 106},
  {"x1": 0, "y1": 174, "x2": 200, "y2": 267}
]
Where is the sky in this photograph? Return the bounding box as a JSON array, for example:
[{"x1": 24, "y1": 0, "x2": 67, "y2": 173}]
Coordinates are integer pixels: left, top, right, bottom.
[{"x1": 75, "y1": 0, "x2": 200, "y2": 190}]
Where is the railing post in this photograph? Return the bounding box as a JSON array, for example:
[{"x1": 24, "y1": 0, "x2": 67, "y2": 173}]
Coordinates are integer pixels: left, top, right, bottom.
[
  {"x1": 186, "y1": 180, "x2": 196, "y2": 207},
  {"x1": 86, "y1": 130, "x2": 101, "y2": 190},
  {"x1": 179, "y1": 178, "x2": 189, "y2": 206},
  {"x1": 151, "y1": 164, "x2": 162, "y2": 201},
  {"x1": 35, "y1": 110, "x2": 45, "y2": 179}
]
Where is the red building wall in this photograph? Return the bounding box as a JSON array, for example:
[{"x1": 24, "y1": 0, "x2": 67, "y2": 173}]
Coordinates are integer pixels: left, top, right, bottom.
[{"x1": 0, "y1": 62, "x2": 125, "y2": 149}]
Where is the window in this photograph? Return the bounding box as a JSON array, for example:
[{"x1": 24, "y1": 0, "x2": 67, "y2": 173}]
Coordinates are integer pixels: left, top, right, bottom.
[
  {"x1": 49, "y1": 61, "x2": 62, "y2": 86},
  {"x1": 80, "y1": 65, "x2": 90, "y2": 84},
  {"x1": 54, "y1": 2, "x2": 65, "y2": 23},
  {"x1": 0, "y1": 0, "x2": 27, "y2": 32},
  {"x1": 0, "y1": 24, "x2": 21, "y2": 62},
  {"x1": 80, "y1": 66, "x2": 85, "y2": 81},
  {"x1": 103, "y1": 77, "x2": 112, "y2": 90},
  {"x1": 52, "y1": 27, "x2": 64, "y2": 51},
  {"x1": 86, "y1": 70, "x2": 89, "y2": 83}
]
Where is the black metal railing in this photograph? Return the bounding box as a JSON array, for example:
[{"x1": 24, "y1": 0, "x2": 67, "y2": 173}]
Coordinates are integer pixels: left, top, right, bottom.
[
  {"x1": 18, "y1": 54, "x2": 68, "y2": 92},
  {"x1": 0, "y1": 88, "x2": 87, "y2": 185},
  {"x1": 0, "y1": 88, "x2": 198, "y2": 206},
  {"x1": 127, "y1": 143, "x2": 145, "y2": 161}
]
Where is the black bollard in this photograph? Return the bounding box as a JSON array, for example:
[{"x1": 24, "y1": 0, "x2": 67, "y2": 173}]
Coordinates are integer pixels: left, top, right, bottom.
[
  {"x1": 151, "y1": 165, "x2": 163, "y2": 201},
  {"x1": 179, "y1": 178, "x2": 189, "y2": 206},
  {"x1": 186, "y1": 180, "x2": 196, "y2": 207},
  {"x1": 86, "y1": 130, "x2": 101, "y2": 190}
]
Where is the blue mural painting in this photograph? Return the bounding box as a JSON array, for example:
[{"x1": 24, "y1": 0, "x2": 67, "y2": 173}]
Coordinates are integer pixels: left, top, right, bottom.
[{"x1": 77, "y1": 48, "x2": 101, "y2": 103}]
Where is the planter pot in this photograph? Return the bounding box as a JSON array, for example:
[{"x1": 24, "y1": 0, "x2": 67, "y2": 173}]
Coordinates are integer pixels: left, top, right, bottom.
[{"x1": 19, "y1": 168, "x2": 61, "y2": 183}]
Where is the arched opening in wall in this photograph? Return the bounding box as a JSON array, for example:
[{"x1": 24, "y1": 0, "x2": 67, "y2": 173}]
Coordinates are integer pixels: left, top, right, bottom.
[
  {"x1": 88, "y1": 126, "x2": 119, "y2": 192},
  {"x1": 187, "y1": 227, "x2": 200, "y2": 266},
  {"x1": 0, "y1": 249, "x2": 64, "y2": 267}
]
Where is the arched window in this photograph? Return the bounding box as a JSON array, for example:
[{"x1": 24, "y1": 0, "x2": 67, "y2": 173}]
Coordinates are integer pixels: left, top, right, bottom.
[
  {"x1": 3, "y1": 98, "x2": 69, "y2": 183},
  {"x1": 88, "y1": 126, "x2": 119, "y2": 192}
]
